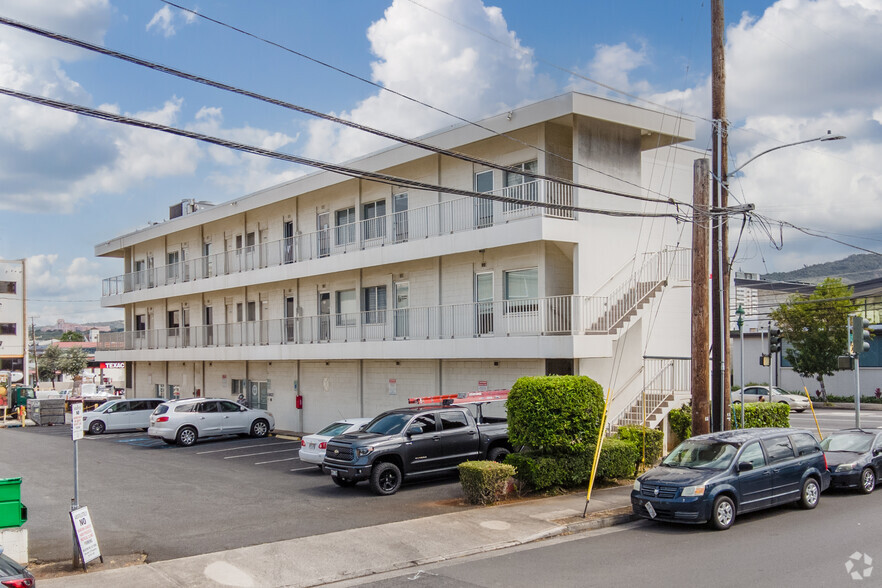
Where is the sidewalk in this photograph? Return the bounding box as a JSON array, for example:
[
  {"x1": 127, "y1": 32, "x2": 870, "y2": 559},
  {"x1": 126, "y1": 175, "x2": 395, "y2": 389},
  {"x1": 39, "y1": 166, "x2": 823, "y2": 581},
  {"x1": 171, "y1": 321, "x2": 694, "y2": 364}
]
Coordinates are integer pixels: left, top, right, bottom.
[{"x1": 39, "y1": 485, "x2": 636, "y2": 588}]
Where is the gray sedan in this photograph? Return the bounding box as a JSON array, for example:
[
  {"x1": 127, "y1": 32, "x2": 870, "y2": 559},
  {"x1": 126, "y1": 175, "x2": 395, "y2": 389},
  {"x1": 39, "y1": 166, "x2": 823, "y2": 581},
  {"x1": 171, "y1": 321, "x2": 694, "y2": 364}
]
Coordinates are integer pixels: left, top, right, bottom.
[{"x1": 732, "y1": 385, "x2": 811, "y2": 412}]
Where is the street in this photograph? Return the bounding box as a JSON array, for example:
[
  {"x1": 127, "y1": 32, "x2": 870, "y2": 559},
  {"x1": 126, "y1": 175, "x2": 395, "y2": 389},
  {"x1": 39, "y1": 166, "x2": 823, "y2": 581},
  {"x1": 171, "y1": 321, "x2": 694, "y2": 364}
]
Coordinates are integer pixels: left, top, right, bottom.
[
  {"x1": 0, "y1": 424, "x2": 470, "y2": 562},
  {"x1": 790, "y1": 407, "x2": 882, "y2": 437},
  {"x1": 351, "y1": 488, "x2": 877, "y2": 588}
]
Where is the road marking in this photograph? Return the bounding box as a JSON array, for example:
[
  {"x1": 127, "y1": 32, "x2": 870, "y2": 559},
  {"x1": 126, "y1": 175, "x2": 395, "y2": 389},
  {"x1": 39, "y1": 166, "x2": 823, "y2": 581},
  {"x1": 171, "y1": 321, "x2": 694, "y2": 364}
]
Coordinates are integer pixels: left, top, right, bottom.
[
  {"x1": 289, "y1": 466, "x2": 316, "y2": 472},
  {"x1": 195, "y1": 441, "x2": 299, "y2": 455},
  {"x1": 223, "y1": 448, "x2": 300, "y2": 459},
  {"x1": 254, "y1": 457, "x2": 301, "y2": 465}
]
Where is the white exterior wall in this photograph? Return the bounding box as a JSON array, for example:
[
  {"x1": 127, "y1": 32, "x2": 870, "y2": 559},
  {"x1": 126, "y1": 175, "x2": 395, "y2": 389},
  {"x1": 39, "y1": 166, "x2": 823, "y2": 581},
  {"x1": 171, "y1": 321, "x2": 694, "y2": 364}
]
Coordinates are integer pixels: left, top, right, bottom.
[{"x1": 0, "y1": 260, "x2": 26, "y2": 375}]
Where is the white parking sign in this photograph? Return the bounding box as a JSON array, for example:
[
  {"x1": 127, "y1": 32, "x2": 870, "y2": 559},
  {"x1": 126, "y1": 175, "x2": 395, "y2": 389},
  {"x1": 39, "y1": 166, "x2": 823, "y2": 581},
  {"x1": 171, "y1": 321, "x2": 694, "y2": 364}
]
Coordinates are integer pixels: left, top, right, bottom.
[
  {"x1": 70, "y1": 506, "x2": 102, "y2": 565},
  {"x1": 71, "y1": 402, "x2": 84, "y2": 440}
]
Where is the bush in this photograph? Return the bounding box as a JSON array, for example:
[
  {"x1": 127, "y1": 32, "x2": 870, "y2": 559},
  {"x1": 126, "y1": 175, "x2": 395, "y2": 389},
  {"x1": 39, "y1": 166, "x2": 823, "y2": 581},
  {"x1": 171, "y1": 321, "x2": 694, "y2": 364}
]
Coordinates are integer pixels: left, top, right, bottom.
[
  {"x1": 730, "y1": 402, "x2": 790, "y2": 429},
  {"x1": 507, "y1": 375, "x2": 605, "y2": 453},
  {"x1": 616, "y1": 425, "x2": 664, "y2": 465},
  {"x1": 668, "y1": 403, "x2": 692, "y2": 442},
  {"x1": 458, "y1": 460, "x2": 516, "y2": 505},
  {"x1": 506, "y1": 439, "x2": 639, "y2": 491},
  {"x1": 825, "y1": 395, "x2": 882, "y2": 404}
]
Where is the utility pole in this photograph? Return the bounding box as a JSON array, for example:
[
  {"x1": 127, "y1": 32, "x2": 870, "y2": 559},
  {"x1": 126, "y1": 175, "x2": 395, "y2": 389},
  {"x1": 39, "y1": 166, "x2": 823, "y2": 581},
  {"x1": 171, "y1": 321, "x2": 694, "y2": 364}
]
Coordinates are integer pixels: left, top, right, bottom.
[
  {"x1": 691, "y1": 158, "x2": 711, "y2": 436},
  {"x1": 711, "y1": 0, "x2": 731, "y2": 431},
  {"x1": 30, "y1": 316, "x2": 39, "y2": 387}
]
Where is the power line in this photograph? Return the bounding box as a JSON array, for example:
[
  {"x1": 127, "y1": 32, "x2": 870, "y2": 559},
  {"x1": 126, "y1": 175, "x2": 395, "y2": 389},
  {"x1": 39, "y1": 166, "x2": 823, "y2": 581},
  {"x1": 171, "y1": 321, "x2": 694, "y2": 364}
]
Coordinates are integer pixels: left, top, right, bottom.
[
  {"x1": 0, "y1": 86, "x2": 688, "y2": 222},
  {"x1": 0, "y1": 14, "x2": 689, "y2": 211},
  {"x1": 156, "y1": 1, "x2": 690, "y2": 206}
]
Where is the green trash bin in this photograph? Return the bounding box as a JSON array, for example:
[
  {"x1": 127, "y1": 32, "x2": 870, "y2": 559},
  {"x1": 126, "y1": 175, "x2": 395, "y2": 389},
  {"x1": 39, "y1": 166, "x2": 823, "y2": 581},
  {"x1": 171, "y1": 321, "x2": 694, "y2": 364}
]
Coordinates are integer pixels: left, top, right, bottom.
[{"x1": 0, "y1": 477, "x2": 27, "y2": 528}]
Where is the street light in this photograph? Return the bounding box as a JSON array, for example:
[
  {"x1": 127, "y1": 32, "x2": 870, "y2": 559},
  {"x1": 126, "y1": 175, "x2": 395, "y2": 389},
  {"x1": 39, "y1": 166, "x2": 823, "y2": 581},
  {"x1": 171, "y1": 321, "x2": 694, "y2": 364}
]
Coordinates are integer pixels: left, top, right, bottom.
[{"x1": 708, "y1": 131, "x2": 845, "y2": 432}]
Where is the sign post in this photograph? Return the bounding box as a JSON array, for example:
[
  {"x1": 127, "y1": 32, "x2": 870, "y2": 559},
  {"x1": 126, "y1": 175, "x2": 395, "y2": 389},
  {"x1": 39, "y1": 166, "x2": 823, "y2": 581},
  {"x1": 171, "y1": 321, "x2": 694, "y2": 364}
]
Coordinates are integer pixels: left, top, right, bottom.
[{"x1": 71, "y1": 401, "x2": 83, "y2": 568}]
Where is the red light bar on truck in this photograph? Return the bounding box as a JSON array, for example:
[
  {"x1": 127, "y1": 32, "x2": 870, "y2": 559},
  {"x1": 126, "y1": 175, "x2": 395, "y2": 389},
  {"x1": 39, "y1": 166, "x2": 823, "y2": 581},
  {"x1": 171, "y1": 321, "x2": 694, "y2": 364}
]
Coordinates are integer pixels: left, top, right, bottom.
[{"x1": 407, "y1": 390, "x2": 509, "y2": 405}]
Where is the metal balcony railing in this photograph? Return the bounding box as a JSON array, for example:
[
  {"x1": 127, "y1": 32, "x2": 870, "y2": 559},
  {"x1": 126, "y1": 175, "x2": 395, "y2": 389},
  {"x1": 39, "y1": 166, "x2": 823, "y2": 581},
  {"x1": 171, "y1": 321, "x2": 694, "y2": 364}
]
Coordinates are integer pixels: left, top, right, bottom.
[{"x1": 102, "y1": 180, "x2": 574, "y2": 297}]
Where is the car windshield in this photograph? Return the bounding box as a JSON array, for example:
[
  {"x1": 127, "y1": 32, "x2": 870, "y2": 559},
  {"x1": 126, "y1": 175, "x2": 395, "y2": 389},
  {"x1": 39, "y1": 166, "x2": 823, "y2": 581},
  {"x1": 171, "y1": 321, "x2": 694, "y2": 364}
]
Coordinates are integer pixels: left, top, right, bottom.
[
  {"x1": 317, "y1": 422, "x2": 356, "y2": 437},
  {"x1": 821, "y1": 433, "x2": 873, "y2": 453},
  {"x1": 662, "y1": 440, "x2": 738, "y2": 470},
  {"x1": 94, "y1": 402, "x2": 114, "y2": 413},
  {"x1": 364, "y1": 413, "x2": 411, "y2": 435}
]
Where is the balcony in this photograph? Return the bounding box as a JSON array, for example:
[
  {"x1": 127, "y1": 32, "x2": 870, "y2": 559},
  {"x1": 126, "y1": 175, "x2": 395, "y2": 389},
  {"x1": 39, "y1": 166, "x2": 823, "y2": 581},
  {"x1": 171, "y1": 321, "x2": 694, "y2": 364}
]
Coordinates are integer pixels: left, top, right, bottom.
[{"x1": 102, "y1": 180, "x2": 574, "y2": 297}]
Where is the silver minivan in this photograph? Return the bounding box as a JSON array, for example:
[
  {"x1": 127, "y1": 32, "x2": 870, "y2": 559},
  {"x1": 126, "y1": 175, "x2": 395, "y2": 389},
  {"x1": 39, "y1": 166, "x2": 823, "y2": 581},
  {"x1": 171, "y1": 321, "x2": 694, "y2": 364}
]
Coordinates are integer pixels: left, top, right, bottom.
[{"x1": 82, "y1": 398, "x2": 166, "y2": 434}]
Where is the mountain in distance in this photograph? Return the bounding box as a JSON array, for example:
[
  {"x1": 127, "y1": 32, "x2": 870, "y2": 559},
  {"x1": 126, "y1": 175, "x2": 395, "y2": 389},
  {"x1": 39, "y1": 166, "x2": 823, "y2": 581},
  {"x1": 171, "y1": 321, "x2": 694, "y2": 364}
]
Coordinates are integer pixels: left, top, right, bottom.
[{"x1": 762, "y1": 254, "x2": 882, "y2": 284}]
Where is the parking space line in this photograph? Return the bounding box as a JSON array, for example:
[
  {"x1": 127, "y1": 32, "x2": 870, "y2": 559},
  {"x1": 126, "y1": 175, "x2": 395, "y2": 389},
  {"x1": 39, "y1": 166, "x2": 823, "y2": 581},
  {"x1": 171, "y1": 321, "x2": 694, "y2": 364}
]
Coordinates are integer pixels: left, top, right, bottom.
[
  {"x1": 195, "y1": 441, "x2": 298, "y2": 455},
  {"x1": 223, "y1": 448, "x2": 300, "y2": 459},
  {"x1": 254, "y1": 457, "x2": 301, "y2": 465},
  {"x1": 289, "y1": 466, "x2": 316, "y2": 472}
]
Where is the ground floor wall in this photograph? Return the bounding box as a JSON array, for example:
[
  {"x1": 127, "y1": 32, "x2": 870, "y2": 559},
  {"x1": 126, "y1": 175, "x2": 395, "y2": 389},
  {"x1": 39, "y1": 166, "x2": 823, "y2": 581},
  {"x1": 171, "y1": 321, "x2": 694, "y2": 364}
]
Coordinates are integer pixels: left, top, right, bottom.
[{"x1": 126, "y1": 358, "x2": 548, "y2": 433}]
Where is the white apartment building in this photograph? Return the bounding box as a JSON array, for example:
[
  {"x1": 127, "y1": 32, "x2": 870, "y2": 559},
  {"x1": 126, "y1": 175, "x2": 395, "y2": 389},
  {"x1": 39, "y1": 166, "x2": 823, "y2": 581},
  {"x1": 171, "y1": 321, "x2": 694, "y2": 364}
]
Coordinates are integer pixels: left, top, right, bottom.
[
  {"x1": 96, "y1": 92, "x2": 696, "y2": 434},
  {"x1": 0, "y1": 259, "x2": 27, "y2": 380}
]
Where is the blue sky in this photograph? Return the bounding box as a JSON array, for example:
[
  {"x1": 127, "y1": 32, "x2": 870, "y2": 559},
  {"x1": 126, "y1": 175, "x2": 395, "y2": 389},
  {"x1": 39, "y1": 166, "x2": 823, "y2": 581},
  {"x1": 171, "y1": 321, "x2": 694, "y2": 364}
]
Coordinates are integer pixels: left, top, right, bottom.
[{"x1": 0, "y1": 0, "x2": 878, "y2": 324}]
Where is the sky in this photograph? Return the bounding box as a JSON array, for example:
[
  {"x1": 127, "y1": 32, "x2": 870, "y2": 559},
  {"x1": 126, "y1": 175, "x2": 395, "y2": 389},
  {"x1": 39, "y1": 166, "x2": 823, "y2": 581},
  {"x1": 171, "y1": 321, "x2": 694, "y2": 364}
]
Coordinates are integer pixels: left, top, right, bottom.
[{"x1": 0, "y1": 0, "x2": 879, "y2": 325}]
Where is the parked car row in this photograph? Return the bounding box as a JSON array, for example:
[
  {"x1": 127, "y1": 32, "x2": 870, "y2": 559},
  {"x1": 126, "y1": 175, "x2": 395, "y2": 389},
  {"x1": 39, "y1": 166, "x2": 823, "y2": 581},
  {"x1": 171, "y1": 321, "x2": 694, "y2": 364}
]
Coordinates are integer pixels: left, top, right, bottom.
[
  {"x1": 632, "y1": 426, "x2": 882, "y2": 531},
  {"x1": 79, "y1": 396, "x2": 276, "y2": 447}
]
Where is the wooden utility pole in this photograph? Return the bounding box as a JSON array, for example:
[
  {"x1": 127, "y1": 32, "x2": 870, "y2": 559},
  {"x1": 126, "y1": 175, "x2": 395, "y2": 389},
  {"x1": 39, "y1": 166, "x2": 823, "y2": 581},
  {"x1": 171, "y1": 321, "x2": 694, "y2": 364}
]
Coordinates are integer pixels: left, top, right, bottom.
[
  {"x1": 691, "y1": 158, "x2": 710, "y2": 437},
  {"x1": 711, "y1": 0, "x2": 730, "y2": 431}
]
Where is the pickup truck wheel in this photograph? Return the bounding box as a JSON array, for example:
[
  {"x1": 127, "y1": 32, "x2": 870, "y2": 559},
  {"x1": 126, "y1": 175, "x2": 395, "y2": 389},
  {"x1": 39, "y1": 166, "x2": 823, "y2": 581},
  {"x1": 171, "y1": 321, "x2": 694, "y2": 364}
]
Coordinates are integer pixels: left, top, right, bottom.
[
  {"x1": 176, "y1": 426, "x2": 198, "y2": 447},
  {"x1": 250, "y1": 419, "x2": 269, "y2": 438},
  {"x1": 487, "y1": 447, "x2": 510, "y2": 462},
  {"x1": 370, "y1": 462, "x2": 402, "y2": 496},
  {"x1": 331, "y1": 476, "x2": 357, "y2": 488},
  {"x1": 88, "y1": 420, "x2": 106, "y2": 435}
]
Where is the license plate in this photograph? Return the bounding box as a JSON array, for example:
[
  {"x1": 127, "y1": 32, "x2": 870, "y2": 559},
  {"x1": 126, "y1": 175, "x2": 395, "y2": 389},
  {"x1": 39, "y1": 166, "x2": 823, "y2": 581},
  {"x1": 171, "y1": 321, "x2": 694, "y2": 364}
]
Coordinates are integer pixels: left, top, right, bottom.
[
  {"x1": 330, "y1": 470, "x2": 338, "y2": 477},
  {"x1": 645, "y1": 501, "x2": 657, "y2": 519},
  {"x1": 309, "y1": 443, "x2": 316, "y2": 449}
]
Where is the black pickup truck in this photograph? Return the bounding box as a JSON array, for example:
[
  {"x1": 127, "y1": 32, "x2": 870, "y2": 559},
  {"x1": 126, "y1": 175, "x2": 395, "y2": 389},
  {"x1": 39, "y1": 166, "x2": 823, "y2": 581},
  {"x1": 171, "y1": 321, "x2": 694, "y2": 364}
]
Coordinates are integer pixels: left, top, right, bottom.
[{"x1": 322, "y1": 403, "x2": 510, "y2": 495}]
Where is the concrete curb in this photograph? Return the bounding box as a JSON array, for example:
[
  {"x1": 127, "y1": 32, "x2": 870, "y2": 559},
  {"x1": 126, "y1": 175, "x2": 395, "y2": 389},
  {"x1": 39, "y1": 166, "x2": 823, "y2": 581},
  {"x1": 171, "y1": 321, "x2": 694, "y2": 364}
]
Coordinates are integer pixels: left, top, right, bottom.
[{"x1": 820, "y1": 403, "x2": 882, "y2": 411}]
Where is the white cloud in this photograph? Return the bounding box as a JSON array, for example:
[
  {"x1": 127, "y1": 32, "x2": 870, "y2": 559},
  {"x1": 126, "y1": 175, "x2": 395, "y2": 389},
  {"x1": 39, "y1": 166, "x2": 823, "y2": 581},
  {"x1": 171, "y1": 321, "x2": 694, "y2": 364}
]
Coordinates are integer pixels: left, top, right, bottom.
[
  {"x1": 301, "y1": 0, "x2": 552, "y2": 163},
  {"x1": 25, "y1": 254, "x2": 119, "y2": 323},
  {"x1": 146, "y1": 5, "x2": 195, "y2": 38},
  {"x1": 568, "y1": 41, "x2": 651, "y2": 97}
]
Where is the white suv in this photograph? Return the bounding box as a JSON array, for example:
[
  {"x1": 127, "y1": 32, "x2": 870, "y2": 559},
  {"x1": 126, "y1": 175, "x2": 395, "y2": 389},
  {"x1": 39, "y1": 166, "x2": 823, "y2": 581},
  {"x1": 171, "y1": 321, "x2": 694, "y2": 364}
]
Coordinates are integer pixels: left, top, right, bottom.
[{"x1": 148, "y1": 398, "x2": 275, "y2": 447}]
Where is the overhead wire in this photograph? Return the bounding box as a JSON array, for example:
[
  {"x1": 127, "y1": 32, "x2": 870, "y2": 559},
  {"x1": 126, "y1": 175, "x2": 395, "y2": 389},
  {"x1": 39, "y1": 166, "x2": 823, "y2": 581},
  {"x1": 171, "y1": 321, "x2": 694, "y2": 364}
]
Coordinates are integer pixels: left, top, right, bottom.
[
  {"x1": 0, "y1": 86, "x2": 689, "y2": 222},
  {"x1": 0, "y1": 14, "x2": 689, "y2": 211},
  {"x1": 156, "y1": 1, "x2": 693, "y2": 207}
]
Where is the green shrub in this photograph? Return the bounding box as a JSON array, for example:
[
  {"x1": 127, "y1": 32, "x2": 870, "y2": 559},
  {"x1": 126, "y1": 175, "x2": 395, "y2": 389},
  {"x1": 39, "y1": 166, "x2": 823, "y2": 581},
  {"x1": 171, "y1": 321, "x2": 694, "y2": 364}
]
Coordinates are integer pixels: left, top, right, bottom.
[
  {"x1": 506, "y1": 439, "x2": 639, "y2": 491},
  {"x1": 458, "y1": 460, "x2": 516, "y2": 505},
  {"x1": 668, "y1": 403, "x2": 692, "y2": 442},
  {"x1": 507, "y1": 375, "x2": 605, "y2": 453},
  {"x1": 616, "y1": 425, "x2": 664, "y2": 465},
  {"x1": 730, "y1": 402, "x2": 790, "y2": 429}
]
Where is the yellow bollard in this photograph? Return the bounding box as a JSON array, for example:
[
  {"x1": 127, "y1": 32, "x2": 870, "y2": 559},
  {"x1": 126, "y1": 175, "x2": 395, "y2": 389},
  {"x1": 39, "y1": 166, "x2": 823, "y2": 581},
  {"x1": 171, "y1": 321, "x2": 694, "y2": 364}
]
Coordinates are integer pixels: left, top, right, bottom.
[{"x1": 19, "y1": 405, "x2": 26, "y2": 427}]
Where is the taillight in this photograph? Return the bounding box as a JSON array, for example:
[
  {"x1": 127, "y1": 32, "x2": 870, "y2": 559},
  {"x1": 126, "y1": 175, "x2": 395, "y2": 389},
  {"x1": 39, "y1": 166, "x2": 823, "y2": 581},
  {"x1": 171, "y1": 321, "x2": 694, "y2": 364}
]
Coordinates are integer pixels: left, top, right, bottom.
[
  {"x1": 824, "y1": 453, "x2": 828, "y2": 470},
  {"x1": 319, "y1": 442, "x2": 327, "y2": 449},
  {"x1": 301, "y1": 440, "x2": 306, "y2": 447},
  {"x1": 2, "y1": 577, "x2": 35, "y2": 587},
  {"x1": 157, "y1": 416, "x2": 169, "y2": 422}
]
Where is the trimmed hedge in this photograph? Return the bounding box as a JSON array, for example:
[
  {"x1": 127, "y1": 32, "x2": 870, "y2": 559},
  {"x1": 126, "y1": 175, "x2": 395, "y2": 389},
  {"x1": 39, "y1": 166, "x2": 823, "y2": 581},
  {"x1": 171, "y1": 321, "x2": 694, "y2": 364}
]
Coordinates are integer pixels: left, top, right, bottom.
[
  {"x1": 505, "y1": 439, "x2": 639, "y2": 491},
  {"x1": 458, "y1": 460, "x2": 517, "y2": 505},
  {"x1": 616, "y1": 425, "x2": 664, "y2": 465},
  {"x1": 507, "y1": 375, "x2": 605, "y2": 453},
  {"x1": 668, "y1": 403, "x2": 692, "y2": 442},
  {"x1": 730, "y1": 402, "x2": 790, "y2": 429}
]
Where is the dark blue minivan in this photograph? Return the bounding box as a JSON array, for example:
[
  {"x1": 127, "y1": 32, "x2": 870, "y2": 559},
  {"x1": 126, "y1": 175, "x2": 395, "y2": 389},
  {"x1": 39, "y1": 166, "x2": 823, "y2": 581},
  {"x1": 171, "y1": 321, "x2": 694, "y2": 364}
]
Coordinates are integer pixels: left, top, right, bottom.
[{"x1": 631, "y1": 428, "x2": 830, "y2": 530}]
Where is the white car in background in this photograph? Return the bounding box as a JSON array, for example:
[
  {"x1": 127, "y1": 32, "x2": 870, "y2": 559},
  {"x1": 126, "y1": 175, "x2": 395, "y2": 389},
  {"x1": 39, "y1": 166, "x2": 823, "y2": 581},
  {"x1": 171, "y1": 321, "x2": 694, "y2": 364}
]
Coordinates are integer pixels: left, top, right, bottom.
[
  {"x1": 300, "y1": 418, "x2": 371, "y2": 469},
  {"x1": 82, "y1": 398, "x2": 166, "y2": 434},
  {"x1": 732, "y1": 385, "x2": 811, "y2": 413},
  {"x1": 148, "y1": 398, "x2": 275, "y2": 447}
]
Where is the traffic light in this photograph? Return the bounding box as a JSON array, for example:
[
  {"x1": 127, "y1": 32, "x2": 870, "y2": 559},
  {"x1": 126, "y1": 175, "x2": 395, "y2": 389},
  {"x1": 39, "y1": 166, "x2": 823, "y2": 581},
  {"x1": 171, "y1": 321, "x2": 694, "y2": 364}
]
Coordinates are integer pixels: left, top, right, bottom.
[
  {"x1": 848, "y1": 316, "x2": 855, "y2": 355},
  {"x1": 768, "y1": 327, "x2": 782, "y2": 354},
  {"x1": 853, "y1": 316, "x2": 871, "y2": 355}
]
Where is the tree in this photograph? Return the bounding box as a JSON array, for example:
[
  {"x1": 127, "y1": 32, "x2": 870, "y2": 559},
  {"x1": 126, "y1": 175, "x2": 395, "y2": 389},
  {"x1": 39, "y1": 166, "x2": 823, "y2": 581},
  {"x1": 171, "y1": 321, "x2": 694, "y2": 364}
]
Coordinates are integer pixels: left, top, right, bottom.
[
  {"x1": 770, "y1": 278, "x2": 857, "y2": 400},
  {"x1": 38, "y1": 344, "x2": 62, "y2": 383},
  {"x1": 60, "y1": 348, "x2": 89, "y2": 380},
  {"x1": 60, "y1": 330, "x2": 85, "y2": 342}
]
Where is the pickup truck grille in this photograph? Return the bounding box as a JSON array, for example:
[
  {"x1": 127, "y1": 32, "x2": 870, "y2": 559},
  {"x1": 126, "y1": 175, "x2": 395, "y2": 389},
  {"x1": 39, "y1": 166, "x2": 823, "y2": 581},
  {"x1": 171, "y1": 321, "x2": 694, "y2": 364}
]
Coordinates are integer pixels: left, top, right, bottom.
[{"x1": 325, "y1": 441, "x2": 354, "y2": 462}]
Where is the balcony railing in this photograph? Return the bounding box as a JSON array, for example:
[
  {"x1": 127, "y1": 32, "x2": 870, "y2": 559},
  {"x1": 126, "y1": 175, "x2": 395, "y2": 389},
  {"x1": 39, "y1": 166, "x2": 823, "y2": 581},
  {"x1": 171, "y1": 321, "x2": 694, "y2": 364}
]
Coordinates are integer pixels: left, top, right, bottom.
[{"x1": 102, "y1": 180, "x2": 574, "y2": 297}]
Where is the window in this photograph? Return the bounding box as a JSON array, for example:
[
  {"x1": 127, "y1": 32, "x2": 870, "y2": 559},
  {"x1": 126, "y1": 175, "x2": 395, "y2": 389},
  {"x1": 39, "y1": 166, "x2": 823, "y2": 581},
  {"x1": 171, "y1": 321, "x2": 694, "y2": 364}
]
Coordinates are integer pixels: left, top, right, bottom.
[
  {"x1": 439, "y1": 411, "x2": 469, "y2": 431},
  {"x1": 474, "y1": 170, "x2": 494, "y2": 228},
  {"x1": 0, "y1": 281, "x2": 16, "y2": 294},
  {"x1": 363, "y1": 200, "x2": 386, "y2": 240},
  {"x1": 167, "y1": 310, "x2": 180, "y2": 330},
  {"x1": 220, "y1": 401, "x2": 241, "y2": 413},
  {"x1": 739, "y1": 442, "x2": 766, "y2": 469},
  {"x1": 167, "y1": 250, "x2": 180, "y2": 280},
  {"x1": 475, "y1": 170, "x2": 493, "y2": 193},
  {"x1": 0, "y1": 323, "x2": 16, "y2": 336},
  {"x1": 336, "y1": 289, "x2": 356, "y2": 326},
  {"x1": 197, "y1": 401, "x2": 219, "y2": 413},
  {"x1": 504, "y1": 268, "x2": 538, "y2": 313},
  {"x1": 791, "y1": 433, "x2": 820, "y2": 456},
  {"x1": 763, "y1": 437, "x2": 795, "y2": 464},
  {"x1": 237, "y1": 303, "x2": 244, "y2": 322},
  {"x1": 247, "y1": 301, "x2": 256, "y2": 322},
  {"x1": 409, "y1": 414, "x2": 436, "y2": 435},
  {"x1": 335, "y1": 207, "x2": 356, "y2": 245},
  {"x1": 503, "y1": 160, "x2": 538, "y2": 212},
  {"x1": 363, "y1": 285, "x2": 387, "y2": 324}
]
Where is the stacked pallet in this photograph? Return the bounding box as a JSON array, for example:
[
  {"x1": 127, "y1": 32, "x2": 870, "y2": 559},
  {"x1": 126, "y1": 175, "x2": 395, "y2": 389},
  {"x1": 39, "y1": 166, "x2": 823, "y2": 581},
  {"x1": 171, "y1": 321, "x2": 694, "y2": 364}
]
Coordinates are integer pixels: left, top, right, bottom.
[{"x1": 26, "y1": 398, "x2": 66, "y2": 426}]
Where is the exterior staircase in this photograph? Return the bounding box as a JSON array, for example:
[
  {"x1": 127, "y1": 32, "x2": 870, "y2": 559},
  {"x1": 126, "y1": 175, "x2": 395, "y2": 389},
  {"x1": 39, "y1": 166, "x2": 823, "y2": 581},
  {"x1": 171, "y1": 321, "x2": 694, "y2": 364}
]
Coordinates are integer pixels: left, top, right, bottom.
[{"x1": 610, "y1": 357, "x2": 691, "y2": 433}]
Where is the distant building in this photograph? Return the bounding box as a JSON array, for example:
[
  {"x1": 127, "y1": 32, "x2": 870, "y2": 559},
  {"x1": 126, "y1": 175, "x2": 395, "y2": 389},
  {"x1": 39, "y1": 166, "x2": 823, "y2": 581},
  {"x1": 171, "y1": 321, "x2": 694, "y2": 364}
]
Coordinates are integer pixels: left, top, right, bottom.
[
  {"x1": 52, "y1": 319, "x2": 111, "y2": 334},
  {"x1": 0, "y1": 259, "x2": 26, "y2": 379}
]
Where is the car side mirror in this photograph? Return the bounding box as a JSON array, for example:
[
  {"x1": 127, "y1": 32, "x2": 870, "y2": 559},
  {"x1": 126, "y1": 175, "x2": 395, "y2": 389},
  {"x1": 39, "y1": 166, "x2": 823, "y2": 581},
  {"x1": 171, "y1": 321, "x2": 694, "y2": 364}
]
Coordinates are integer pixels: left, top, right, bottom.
[
  {"x1": 738, "y1": 462, "x2": 754, "y2": 472},
  {"x1": 240, "y1": 406, "x2": 247, "y2": 412},
  {"x1": 406, "y1": 425, "x2": 423, "y2": 437}
]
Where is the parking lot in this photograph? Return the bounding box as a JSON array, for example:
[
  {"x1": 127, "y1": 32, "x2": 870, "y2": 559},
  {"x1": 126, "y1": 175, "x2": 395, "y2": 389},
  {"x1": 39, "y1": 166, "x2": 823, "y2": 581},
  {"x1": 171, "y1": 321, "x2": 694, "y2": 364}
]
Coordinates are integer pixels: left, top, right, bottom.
[{"x1": 0, "y1": 423, "x2": 470, "y2": 563}]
